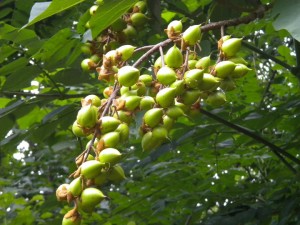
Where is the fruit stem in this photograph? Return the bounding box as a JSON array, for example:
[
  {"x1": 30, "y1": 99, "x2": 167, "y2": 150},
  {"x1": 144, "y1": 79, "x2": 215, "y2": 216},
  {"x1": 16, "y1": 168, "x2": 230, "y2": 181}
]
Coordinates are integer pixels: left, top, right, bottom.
[
  {"x1": 132, "y1": 39, "x2": 173, "y2": 68},
  {"x1": 181, "y1": 47, "x2": 190, "y2": 78},
  {"x1": 159, "y1": 46, "x2": 165, "y2": 67}
]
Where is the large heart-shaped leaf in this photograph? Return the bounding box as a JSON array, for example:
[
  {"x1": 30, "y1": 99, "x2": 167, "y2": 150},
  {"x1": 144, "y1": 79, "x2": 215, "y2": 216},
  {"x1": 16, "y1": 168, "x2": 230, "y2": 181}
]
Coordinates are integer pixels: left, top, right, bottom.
[{"x1": 272, "y1": 0, "x2": 300, "y2": 41}]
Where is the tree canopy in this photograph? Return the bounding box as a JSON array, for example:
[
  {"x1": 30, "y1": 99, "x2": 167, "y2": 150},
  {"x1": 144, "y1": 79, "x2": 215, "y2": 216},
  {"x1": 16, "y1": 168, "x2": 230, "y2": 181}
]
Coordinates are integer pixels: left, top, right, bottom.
[{"x1": 1, "y1": 0, "x2": 300, "y2": 224}]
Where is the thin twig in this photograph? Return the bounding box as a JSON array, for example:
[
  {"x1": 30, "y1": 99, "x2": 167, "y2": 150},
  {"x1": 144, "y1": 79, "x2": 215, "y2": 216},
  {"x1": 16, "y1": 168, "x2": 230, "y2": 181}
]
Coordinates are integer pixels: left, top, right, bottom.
[
  {"x1": 1, "y1": 91, "x2": 99, "y2": 99},
  {"x1": 199, "y1": 108, "x2": 299, "y2": 173},
  {"x1": 132, "y1": 39, "x2": 173, "y2": 68}
]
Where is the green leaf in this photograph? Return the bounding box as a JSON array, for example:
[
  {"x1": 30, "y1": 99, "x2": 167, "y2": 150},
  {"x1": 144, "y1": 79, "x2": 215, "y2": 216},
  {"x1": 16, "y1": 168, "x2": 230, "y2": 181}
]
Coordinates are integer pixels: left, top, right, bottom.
[
  {"x1": 0, "y1": 57, "x2": 28, "y2": 77},
  {"x1": 23, "y1": 0, "x2": 85, "y2": 28},
  {"x1": 2, "y1": 66, "x2": 42, "y2": 91},
  {"x1": 272, "y1": 0, "x2": 300, "y2": 41},
  {"x1": 89, "y1": 0, "x2": 138, "y2": 38}
]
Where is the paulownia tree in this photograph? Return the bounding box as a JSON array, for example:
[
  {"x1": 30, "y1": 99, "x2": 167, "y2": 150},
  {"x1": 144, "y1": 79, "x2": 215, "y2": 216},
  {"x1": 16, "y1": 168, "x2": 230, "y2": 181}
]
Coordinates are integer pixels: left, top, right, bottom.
[{"x1": 0, "y1": 0, "x2": 300, "y2": 224}]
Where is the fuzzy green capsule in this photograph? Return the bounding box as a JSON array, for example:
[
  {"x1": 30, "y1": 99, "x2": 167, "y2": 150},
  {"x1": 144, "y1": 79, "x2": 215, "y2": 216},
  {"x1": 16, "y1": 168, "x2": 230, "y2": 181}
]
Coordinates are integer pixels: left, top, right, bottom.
[
  {"x1": 182, "y1": 25, "x2": 201, "y2": 46},
  {"x1": 164, "y1": 45, "x2": 183, "y2": 68}
]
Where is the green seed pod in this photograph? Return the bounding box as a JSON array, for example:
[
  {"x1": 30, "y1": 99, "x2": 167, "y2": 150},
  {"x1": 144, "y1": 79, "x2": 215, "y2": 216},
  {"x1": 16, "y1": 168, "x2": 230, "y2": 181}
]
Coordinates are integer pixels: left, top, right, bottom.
[
  {"x1": 165, "y1": 45, "x2": 183, "y2": 68},
  {"x1": 99, "y1": 132, "x2": 120, "y2": 148},
  {"x1": 134, "y1": 1, "x2": 147, "y2": 13},
  {"x1": 117, "y1": 66, "x2": 140, "y2": 87},
  {"x1": 116, "y1": 45, "x2": 136, "y2": 61},
  {"x1": 157, "y1": 66, "x2": 177, "y2": 85},
  {"x1": 130, "y1": 12, "x2": 148, "y2": 27},
  {"x1": 94, "y1": 172, "x2": 107, "y2": 187},
  {"x1": 84, "y1": 94, "x2": 101, "y2": 107},
  {"x1": 188, "y1": 59, "x2": 197, "y2": 69},
  {"x1": 72, "y1": 121, "x2": 88, "y2": 137},
  {"x1": 81, "y1": 160, "x2": 105, "y2": 179},
  {"x1": 139, "y1": 74, "x2": 153, "y2": 87},
  {"x1": 81, "y1": 58, "x2": 96, "y2": 71},
  {"x1": 231, "y1": 63, "x2": 252, "y2": 78},
  {"x1": 103, "y1": 86, "x2": 113, "y2": 99},
  {"x1": 76, "y1": 105, "x2": 98, "y2": 129},
  {"x1": 175, "y1": 100, "x2": 189, "y2": 112},
  {"x1": 153, "y1": 56, "x2": 162, "y2": 71},
  {"x1": 62, "y1": 211, "x2": 81, "y2": 225},
  {"x1": 206, "y1": 91, "x2": 227, "y2": 107},
  {"x1": 113, "y1": 110, "x2": 133, "y2": 124},
  {"x1": 100, "y1": 116, "x2": 121, "y2": 134},
  {"x1": 120, "y1": 86, "x2": 138, "y2": 96},
  {"x1": 162, "y1": 115, "x2": 174, "y2": 130},
  {"x1": 184, "y1": 69, "x2": 204, "y2": 89},
  {"x1": 167, "y1": 20, "x2": 182, "y2": 34},
  {"x1": 166, "y1": 105, "x2": 185, "y2": 119},
  {"x1": 122, "y1": 25, "x2": 137, "y2": 39},
  {"x1": 195, "y1": 56, "x2": 211, "y2": 71},
  {"x1": 89, "y1": 5, "x2": 98, "y2": 15},
  {"x1": 227, "y1": 57, "x2": 248, "y2": 65},
  {"x1": 144, "y1": 108, "x2": 164, "y2": 128},
  {"x1": 81, "y1": 187, "x2": 106, "y2": 209},
  {"x1": 221, "y1": 38, "x2": 242, "y2": 57},
  {"x1": 198, "y1": 73, "x2": 221, "y2": 91},
  {"x1": 220, "y1": 78, "x2": 236, "y2": 91},
  {"x1": 107, "y1": 164, "x2": 126, "y2": 183},
  {"x1": 140, "y1": 96, "x2": 155, "y2": 110},
  {"x1": 122, "y1": 95, "x2": 142, "y2": 111},
  {"x1": 170, "y1": 80, "x2": 185, "y2": 96},
  {"x1": 156, "y1": 88, "x2": 176, "y2": 108},
  {"x1": 152, "y1": 126, "x2": 169, "y2": 141},
  {"x1": 81, "y1": 43, "x2": 92, "y2": 55},
  {"x1": 115, "y1": 123, "x2": 130, "y2": 142},
  {"x1": 141, "y1": 131, "x2": 163, "y2": 151},
  {"x1": 215, "y1": 61, "x2": 236, "y2": 78},
  {"x1": 180, "y1": 90, "x2": 201, "y2": 105},
  {"x1": 182, "y1": 25, "x2": 201, "y2": 46},
  {"x1": 68, "y1": 177, "x2": 82, "y2": 197},
  {"x1": 99, "y1": 148, "x2": 122, "y2": 165}
]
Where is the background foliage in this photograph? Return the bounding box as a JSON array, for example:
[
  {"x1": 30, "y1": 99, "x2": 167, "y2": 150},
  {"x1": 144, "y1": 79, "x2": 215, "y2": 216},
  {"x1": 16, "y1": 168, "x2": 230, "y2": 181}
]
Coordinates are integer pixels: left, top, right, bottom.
[{"x1": 1, "y1": 0, "x2": 300, "y2": 224}]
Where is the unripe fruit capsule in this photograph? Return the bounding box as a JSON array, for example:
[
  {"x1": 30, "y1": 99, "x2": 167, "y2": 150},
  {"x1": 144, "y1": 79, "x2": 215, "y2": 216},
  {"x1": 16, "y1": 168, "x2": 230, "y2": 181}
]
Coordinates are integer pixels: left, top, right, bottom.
[
  {"x1": 115, "y1": 123, "x2": 130, "y2": 142},
  {"x1": 157, "y1": 66, "x2": 177, "y2": 85},
  {"x1": 221, "y1": 38, "x2": 242, "y2": 57},
  {"x1": 116, "y1": 45, "x2": 136, "y2": 61},
  {"x1": 76, "y1": 105, "x2": 98, "y2": 129},
  {"x1": 140, "y1": 96, "x2": 155, "y2": 110},
  {"x1": 83, "y1": 94, "x2": 101, "y2": 107},
  {"x1": 156, "y1": 88, "x2": 176, "y2": 108},
  {"x1": 215, "y1": 61, "x2": 236, "y2": 78},
  {"x1": 167, "y1": 20, "x2": 182, "y2": 34},
  {"x1": 99, "y1": 132, "x2": 120, "y2": 148},
  {"x1": 184, "y1": 69, "x2": 204, "y2": 89},
  {"x1": 99, "y1": 148, "x2": 122, "y2": 165},
  {"x1": 198, "y1": 73, "x2": 221, "y2": 91},
  {"x1": 164, "y1": 45, "x2": 183, "y2": 68},
  {"x1": 182, "y1": 25, "x2": 201, "y2": 46},
  {"x1": 130, "y1": 12, "x2": 148, "y2": 27},
  {"x1": 142, "y1": 131, "x2": 163, "y2": 151},
  {"x1": 144, "y1": 108, "x2": 163, "y2": 128},
  {"x1": 206, "y1": 91, "x2": 227, "y2": 107},
  {"x1": 81, "y1": 160, "x2": 105, "y2": 179},
  {"x1": 100, "y1": 116, "x2": 121, "y2": 134},
  {"x1": 107, "y1": 164, "x2": 126, "y2": 183},
  {"x1": 117, "y1": 66, "x2": 140, "y2": 87},
  {"x1": 68, "y1": 177, "x2": 82, "y2": 197},
  {"x1": 81, "y1": 187, "x2": 106, "y2": 209}
]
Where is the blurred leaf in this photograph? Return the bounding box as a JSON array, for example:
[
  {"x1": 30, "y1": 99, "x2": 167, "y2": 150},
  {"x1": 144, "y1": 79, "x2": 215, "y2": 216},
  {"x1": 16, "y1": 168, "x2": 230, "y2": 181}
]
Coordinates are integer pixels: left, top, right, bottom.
[
  {"x1": 89, "y1": 0, "x2": 138, "y2": 38},
  {"x1": 272, "y1": 0, "x2": 300, "y2": 41},
  {"x1": 23, "y1": 0, "x2": 85, "y2": 28}
]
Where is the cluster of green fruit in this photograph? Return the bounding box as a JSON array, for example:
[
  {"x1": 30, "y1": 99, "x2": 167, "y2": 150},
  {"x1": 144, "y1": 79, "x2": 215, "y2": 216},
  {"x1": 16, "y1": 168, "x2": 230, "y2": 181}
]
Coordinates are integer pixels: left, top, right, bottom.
[
  {"x1": 81, "y1": 0, "x2": 148, "y2": 72},
  {"x1": 57, "y1": 94, "x2": 129, "y2": 224},
  {"x1": 57, "y1": 18, "x2": 251, "y2": 224}
]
